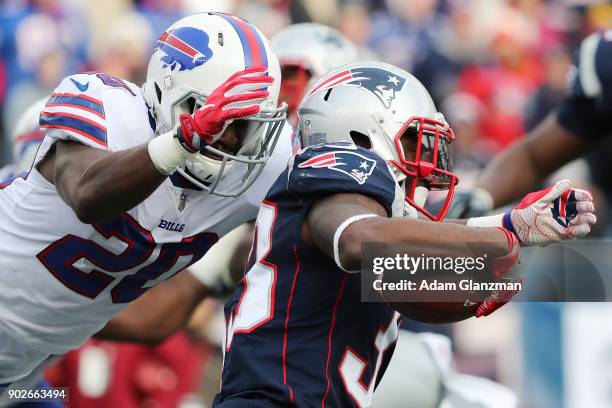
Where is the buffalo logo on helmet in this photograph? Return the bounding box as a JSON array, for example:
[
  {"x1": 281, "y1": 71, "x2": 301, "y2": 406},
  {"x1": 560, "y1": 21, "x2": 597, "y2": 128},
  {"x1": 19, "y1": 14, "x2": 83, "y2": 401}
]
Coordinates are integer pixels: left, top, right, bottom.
[
  {"x1": 298, "y1": 150, "x2": 377, "y2": 184},
  {"x1": 157, "y1": 27, "x2": 214, "y2": 71},
  {"x1": 309, "y1": 67, "x2": 406, "y2": 109}
]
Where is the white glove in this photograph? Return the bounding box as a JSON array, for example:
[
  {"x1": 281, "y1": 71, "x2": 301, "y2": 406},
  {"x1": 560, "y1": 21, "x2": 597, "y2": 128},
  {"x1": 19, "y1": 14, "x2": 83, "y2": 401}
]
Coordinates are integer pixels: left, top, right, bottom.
[
  {"x1": 468, "y1": 180, "x2": 597, "y2": 246},
  {"x1": 147, "y1": 128, "x2": 196, "y2": 175}
]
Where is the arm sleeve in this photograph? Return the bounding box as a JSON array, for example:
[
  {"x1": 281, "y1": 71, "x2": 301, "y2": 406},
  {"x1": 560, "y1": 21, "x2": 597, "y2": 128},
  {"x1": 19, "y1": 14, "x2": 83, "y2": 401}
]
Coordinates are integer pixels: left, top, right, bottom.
[
  {"x1": 287, "y1": 143, "x2": 399, "y2": 216},
  {"x1": 556, "y1": 31, "x2": 612, "y2": 140}
]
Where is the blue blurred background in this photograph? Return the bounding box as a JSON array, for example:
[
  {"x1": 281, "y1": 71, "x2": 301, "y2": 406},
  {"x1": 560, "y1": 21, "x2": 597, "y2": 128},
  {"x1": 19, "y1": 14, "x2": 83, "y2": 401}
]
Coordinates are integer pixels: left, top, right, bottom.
[{"x1": 2, "y1": 1, "x2": 612, "y2": 407}]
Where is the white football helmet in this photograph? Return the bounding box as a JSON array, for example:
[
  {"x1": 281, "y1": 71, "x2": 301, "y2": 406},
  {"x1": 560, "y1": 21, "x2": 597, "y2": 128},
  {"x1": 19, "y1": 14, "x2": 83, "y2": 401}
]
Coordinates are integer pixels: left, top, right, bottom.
[
  {"x1": 11, "y1": 97, "x2": 47, "y2": 174},
  {"x1": 297, "y1": 61, "x2": 458, "y2": 221},
  {"x1": 271, "y1": 23, "x2": 358, "y2": 116},
  {"x1": 142, "y1": 12, "x2": 287, "y2": 196}
]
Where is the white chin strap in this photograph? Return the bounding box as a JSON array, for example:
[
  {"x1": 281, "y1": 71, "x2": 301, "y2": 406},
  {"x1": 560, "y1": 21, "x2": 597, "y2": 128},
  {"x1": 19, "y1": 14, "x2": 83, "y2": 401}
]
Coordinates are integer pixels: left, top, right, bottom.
[{"x1": 413, "y1": 186, "x2": 429, "y2": 208}]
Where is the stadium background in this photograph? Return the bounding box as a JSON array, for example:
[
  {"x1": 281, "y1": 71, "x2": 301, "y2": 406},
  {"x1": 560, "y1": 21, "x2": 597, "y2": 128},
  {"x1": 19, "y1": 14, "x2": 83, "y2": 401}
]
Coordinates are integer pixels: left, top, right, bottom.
[{"x1": 1, "y1": 0, "x2": 612, "y2": 407}]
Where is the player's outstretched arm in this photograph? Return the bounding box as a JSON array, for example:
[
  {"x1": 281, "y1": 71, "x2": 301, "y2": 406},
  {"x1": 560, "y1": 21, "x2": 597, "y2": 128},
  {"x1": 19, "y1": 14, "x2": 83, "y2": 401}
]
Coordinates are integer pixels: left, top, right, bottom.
[
  {"x1": 475, "y1": 114, "x2": 587, "y2": 209},
  {"x1": 307, "y1": 193, "x2": 523, "y2": 316},
  {"x1": 37, "y1": 67, "x2": 273, "y2": 224},
  {"x1": 305, "y1": 193, "x2": 510, "y2": 272},
  {"x1": 38, "y1": 140, "x2": 167, "y2": 224}
]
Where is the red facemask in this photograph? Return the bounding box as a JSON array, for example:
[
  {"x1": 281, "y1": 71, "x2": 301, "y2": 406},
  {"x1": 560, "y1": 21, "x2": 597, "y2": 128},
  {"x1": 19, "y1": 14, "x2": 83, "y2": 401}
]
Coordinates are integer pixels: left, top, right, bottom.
[{"x1": 388, "y1": 116, "x2": 458, "y2": 221}]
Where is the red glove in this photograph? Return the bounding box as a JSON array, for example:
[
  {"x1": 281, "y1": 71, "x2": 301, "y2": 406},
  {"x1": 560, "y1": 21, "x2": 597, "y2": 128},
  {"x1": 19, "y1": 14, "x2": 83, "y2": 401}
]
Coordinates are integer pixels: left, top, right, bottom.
[
  {"x1": 504, "y1": 179, "x2": 596, "y2": 246},
  {"x1": 476, "y1": 227, "x2": 524, "y2": 317},
  {"x1": 177, "y1": 66, "x2": 273, "y2": 152}
]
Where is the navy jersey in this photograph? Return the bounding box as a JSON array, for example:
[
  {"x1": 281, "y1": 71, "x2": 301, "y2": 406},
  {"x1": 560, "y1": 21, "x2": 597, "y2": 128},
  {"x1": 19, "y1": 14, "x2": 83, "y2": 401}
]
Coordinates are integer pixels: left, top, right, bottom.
[
  {"x1": 556, "y1": 30, "x2": 612, "y2": 140},
  {"x1": 216, "y1": 143, "x2": 404, "y2": 408}
]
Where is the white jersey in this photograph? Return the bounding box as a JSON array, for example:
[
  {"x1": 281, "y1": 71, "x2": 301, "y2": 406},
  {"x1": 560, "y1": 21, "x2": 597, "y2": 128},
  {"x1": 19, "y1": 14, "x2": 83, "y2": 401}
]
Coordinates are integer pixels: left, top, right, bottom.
[{"x1": 0, "y1": 72, "x2": 293, "y2": 358}]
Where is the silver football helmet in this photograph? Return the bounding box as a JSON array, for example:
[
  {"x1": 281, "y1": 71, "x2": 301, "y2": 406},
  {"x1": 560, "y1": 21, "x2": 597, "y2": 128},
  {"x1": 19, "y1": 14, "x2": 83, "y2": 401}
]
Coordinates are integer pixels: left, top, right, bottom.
[
  {"x1": 297, "y1": 61, "x2": 458, "y2": 221},
  {"x1": 142, "y1": 13, "x2": 287, "y2": 196},
  {"x1": 272, "y1": 23, "x2": 358, "y2": 117}
]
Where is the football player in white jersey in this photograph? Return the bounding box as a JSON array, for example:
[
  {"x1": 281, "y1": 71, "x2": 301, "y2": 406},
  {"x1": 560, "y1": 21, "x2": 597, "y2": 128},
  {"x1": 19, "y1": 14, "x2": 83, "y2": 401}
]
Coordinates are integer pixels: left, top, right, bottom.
[
  {"x1": 96, "y1": 23, "x2": 358, "y2": 344},
  {"x1": 49, "y1": 24, "x2": 359, "y2": 346},
  {"x1": 2, "y1": 97, "x2": 251, "y2": 342},
  {"x1": 0, "y1": 12, "x2": 292, "y2": 388}
]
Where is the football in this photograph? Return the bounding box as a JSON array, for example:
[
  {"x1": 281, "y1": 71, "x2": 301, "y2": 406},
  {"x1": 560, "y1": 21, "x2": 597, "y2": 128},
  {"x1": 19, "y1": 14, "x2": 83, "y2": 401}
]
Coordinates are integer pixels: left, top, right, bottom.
[{"x1": 374, "y1": 263, "x2": 494, "y2": 324}]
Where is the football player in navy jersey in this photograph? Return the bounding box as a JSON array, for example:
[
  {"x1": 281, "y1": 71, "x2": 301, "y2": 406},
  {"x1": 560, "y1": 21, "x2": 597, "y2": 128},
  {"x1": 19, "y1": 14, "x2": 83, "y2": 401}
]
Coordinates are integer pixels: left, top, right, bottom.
[
  {"x1": 445, "y1": 29, "x2": 612, "y2": 217},
  {"x1": 214, "y1": 62, "x2": 595, "y2": 408}
]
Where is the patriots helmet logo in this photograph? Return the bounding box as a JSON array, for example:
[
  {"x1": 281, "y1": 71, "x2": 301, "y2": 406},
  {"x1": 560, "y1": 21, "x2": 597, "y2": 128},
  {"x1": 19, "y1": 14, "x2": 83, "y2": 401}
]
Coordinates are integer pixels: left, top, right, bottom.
[
  {"x1": 315, "y1": 31, "x2": 346, "y2": 49},
  {"x1": 157, "y1": 27, "x2": 213, "y2": 71},
  {"x1": 298, "y1": 151, "x2": 377, "y2": 184},
  {"x1": 309, "y1": 67, "x2": 407, "y2": 109}
]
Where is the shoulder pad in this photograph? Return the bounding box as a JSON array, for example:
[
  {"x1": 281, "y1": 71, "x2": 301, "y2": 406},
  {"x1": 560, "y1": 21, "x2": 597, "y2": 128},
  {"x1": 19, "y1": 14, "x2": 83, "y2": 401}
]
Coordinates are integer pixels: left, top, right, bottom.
[
  {"x1": 41, "y1": 74, "x2": 109, "y2": 148},
  {"x1": 288, "y1": 143, "x2": 398, "y2": 215},
  {"x1": 294, "y1": 142, "x2": 379, "y2": 185}
]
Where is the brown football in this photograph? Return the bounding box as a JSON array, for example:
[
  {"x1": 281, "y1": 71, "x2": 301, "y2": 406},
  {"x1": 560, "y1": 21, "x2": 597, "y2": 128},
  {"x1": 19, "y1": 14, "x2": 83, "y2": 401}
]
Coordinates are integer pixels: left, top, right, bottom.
[{"x1": 376, "y1": 267, "x2": 493, "y2": 324}]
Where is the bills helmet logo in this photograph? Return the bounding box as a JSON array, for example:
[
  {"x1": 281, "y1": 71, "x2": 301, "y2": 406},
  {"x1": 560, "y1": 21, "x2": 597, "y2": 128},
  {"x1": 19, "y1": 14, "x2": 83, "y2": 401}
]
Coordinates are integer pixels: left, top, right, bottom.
[
  {"x1": 298, "y1": 151, "x2": 376, "y2": 184},
  {"x1": 552, "y1": 190, "x2": 578, "y2": 227},
  {"x1": 157, "y1": 27, "x2": 213, "y2": 71},
  {"x1": 309, "y1": 67, "x2": 406, "y2": 109}
]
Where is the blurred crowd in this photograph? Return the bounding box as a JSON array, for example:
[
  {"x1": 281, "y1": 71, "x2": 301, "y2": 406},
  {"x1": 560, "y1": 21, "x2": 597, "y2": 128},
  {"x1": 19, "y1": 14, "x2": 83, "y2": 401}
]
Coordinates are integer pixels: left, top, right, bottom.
[
  {"x1": 2, "y1": 0, "x2": 610, "y2": 243},
  {"x1": 2, "y1": 0, "x2": 612, "y2": 173},
  {"x1": 2, "y1": 1, "x2": 612, "y2": 407}
]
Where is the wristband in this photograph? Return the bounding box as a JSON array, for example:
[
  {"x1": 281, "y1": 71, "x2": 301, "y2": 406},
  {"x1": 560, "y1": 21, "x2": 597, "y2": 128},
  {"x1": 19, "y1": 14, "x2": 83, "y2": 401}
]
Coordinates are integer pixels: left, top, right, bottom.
[
  {"x1": 147, "y1": 130, "x2": 193, "y2": 175},
  {"x1": 468, "y1": 213, "x2": 521, "y2": 244},
  {"x1": 466, "y1": 213, "x2": 504, "y2": 228},
  {"x1": 333, "y1": 214, "x2": 379, "y2": 272}
]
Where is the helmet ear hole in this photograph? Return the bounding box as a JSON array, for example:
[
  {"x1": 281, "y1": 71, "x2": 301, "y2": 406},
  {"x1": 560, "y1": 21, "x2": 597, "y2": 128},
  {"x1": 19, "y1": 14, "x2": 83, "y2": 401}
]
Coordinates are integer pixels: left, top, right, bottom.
[
  {"x1": 154, "y1": 82, "x2": 162, "y2": 104},
  {"x1": 350, "y1": 131, "x2": 371, "y2": 149}
]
